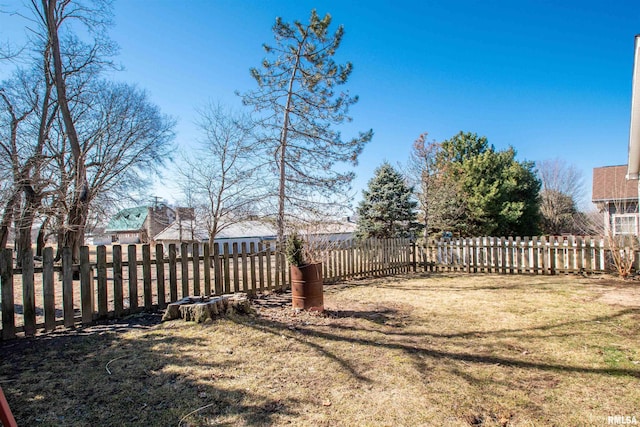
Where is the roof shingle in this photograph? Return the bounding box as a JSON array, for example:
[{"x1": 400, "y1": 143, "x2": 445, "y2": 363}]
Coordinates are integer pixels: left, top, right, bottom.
[{"x1": 592, "y1": 165, "x2": 638, "y2": 202}]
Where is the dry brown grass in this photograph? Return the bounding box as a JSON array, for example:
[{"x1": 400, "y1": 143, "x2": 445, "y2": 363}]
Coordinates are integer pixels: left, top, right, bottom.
[{"x1": 1, "y1": 273, "x2": 639, "y2": 426}]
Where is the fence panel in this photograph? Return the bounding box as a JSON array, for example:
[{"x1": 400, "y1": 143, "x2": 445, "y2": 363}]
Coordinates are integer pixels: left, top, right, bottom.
[
  {"x1": 22, "y1": 249, "x2": 36, "y2": 336},
  {"x1": 421, "y1": 236, "x2": 614, "y2": 275},
  {"x1": 80, "y1": 247, "x2": 93, "y2": 325},
  {"x1": 192, "y1": 243, "x2": 201, "y2": 296},
  {"x1": 2, "y1": 236, "x2": 614, "y2": 340},
  {"x1": 128, "y1": 245, "x2": 138, "y2": 311}
]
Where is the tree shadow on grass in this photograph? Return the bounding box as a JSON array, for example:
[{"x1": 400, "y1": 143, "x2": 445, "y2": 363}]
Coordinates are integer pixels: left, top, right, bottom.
[
  {"x1": 328, "y1": 307, "x2": 401, "y2": 325},
  {"x1": 0, "y1": 313, "x2": 300, "y2": 426},
  {"x1": 323, "y1": 307, "x2": 640, "y2": 340},
  {"x1": 236, "y1": 307, "x2": 640, "y2": 381}
]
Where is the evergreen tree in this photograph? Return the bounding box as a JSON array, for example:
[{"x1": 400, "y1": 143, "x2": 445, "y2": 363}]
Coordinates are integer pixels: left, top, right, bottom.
[
  {"x1": 409, "y1": 131, "x2": 541, "y2": 237},
  {"x1": 241, "y1": 10, "x2": 372, "y2": 242},
  {"x1": 455, "y1": 147, "x2": 540, "y2": 236},
  {"x1": 357, "y1": 162, "x2": 420, "y2": 239}
]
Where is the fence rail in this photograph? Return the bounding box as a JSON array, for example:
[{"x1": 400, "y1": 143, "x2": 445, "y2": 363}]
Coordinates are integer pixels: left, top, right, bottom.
[
  {"x1": 0, "y1": 238, "x2": 413, "y2": 339},
  {"x1": 418, "y1": 236, "x2": 615, "y2": 274}
]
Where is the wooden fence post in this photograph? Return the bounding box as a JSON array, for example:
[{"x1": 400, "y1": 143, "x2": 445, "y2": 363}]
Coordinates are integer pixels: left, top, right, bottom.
[
  {"x1": 584, "y1": 236, "x2": 593, "y2": 273},
  {"x1": 142, "y1": 244, "x2": 152, "y2": 309},
  {"x1": 280, "y1": 248, "x2": 287, "y2": 290},
  {"x1": 212, "y1": 243, "x2": 222, "y2": 295},
  {"x1": 43, "y1": 247, "x2": 56, "y2": 332},
  {"x1": 265, "y1": 242, "x2": 272, "y2": 290},
  {"x1": 203, "y1": 243, "x2": 211, "y2": 296},
  {"x1": 412, "y1": 240, "x2": 417, "y2": 273},
  {"x1": 128, "y1": 245, "x2": 138, "y2": 311},
  {"x1": 181, "y1": 243, "x2": 189, "y2": 298},
  {"x1": 97, "y1": 246, "x2": 108, "y2": 318},
  {"x1": 113, "y1": 245, "x2": 124, "y2": 317},
  {"x1": 498, "y1": 237, "x2": 506, "y2": 274},
  {"x1": 192, "y1": 243, "x2": 201, "y2": 296},
  {"x1": 549, "y1": 236, "x2": 557, "y2": 275},
  {"x1": 241, "y1": 242, "x2": 249, "y2": 292},
  {"x1": 0, "y1": 249, "x2": 16, "y2": 340},
  {"x1": 169, "y1": 244, "x2": 178, "y2": 301},
  {"x1": 523, "y1": 237, "x2": 531, "y2": 274},
  {"x1": 488, "y1": 238, "x2": 494, "y2": 273},
  {"x1": 257, "y1": 242, "x2": 265, "y2": 291},
  {"x1": 80, "y1": 246, "x2": 93, "y2": 325},
  {"x1": 223, "y1": 243, "x2": 231, "y2": 293},
  {"x1": 21, "y1": 248, "x2": 36, "y2": 336},
  {"x1": 575, "y1": 236, "x2": 584, "y2": 274},
  {"x1": 541, "y1": 236, "x2": 548, "y2": 274},
  {"x1": 156, "y1": 244, "x2": 166, "y2": 308},
  {"x1": 62, "y1": 247, "x2": 74, "y2": 327},
  {"x1": 249, "y1": 242, "x2": 257, "y2": 294},
  {"x1": 232, "y1": 243, "x2": 240, "y2": 293}
]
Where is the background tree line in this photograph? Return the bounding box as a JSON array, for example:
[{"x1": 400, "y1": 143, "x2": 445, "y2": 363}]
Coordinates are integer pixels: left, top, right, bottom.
[
  {"x1": 357, "y1": 131, "x2": 588, "y2": 240},
  {"x1": 0, "y1": 0, "x2": 174, "y2": 264},
  {"x1": 2, "y1": 2, "x2": 592, "y2": 266},
  {"x1": 1, "y1": 5, "x2": 372, "y2": 267}
]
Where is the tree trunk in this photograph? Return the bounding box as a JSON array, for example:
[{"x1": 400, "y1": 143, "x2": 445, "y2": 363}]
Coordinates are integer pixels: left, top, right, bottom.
[
  {"x1": 53, "y1": 211, "x2": 65, "y2": 262},
  {"x1": 15, "y1": 183, "x2": 41, "y2": 268},
  {"x1": 276, "y1": 36, "x2": 306, "y2": 244},
  {"x1": 63, "y1": 201, "x2": 89, "y2": 262},
  {"x1": 44, "y1": 0, "x2": 89, "y2": 262},
  {"x1": 0, "y1": 192, "x2": 18, "y2": 250},
  {"x1": 36, "y1": 216, "x2": 50, "y2": 257}
]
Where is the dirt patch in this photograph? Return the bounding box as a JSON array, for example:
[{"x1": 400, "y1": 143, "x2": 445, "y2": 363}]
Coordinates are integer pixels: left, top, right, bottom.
[
  {"x1": 591, "y1": 278, "x2": 640, "y2": 307},
  {"x1": 598, "y1": 288, "x2": 640, "y2": 307},
  {"x1": 250, "y1": 288, "x2": 414, "y2": 330}
]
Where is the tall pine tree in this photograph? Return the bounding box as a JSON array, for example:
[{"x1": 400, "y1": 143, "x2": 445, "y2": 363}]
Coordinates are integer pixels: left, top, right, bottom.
[
  {"x1": 357, "y1": 162, "x2": 420, "y2": 239},
  {"x1": 242, "y1": 10, "x2": 372, "y2": 242}
]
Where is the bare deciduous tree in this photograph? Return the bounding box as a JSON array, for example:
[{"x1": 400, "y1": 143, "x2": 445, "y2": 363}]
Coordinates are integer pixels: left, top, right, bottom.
[
  {"x1": 0, "y1": 67, "x2": 57, "y2": 266},
  {"x1": 407, "y1": 132, "x2": 466, "y2": 239},
  {"x1": 0, "y1": 0, "x2": 173, "y2": 263},
  {"x1": 37, "y1": 0, "x2": 117, "y2": 261},
  {"x1": 178, "y1": 102, "x2": 264, "y2": 243},
  {"x1": 537, "y1": 158, "x2": 585, "y2": 235}
]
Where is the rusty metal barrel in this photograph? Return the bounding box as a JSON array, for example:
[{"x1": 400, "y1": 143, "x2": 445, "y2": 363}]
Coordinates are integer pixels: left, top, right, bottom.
[{"x1": 290, "y1": 263, "x2": 324, "y2": 312}]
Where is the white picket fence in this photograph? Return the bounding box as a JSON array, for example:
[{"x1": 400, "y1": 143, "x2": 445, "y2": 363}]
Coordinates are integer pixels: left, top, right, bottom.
[{"x1": 418, "y1": 236, "x2": 615, "y2": 274}]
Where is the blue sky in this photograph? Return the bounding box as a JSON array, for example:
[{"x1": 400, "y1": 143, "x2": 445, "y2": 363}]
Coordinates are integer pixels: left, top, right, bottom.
[{"x1": 2, "y1": 0, "x2": 640, "y2": 210}]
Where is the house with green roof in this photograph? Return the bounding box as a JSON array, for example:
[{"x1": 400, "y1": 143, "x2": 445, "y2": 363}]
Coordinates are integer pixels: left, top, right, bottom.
[{"x1": 104, "y1": 204, "x2": 175, "y2": 244}]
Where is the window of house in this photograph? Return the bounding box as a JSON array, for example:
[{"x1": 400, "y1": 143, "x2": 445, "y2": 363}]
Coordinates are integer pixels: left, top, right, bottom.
[{"x1": 613, "y1": 215, "x2": 637, "y2": 235}]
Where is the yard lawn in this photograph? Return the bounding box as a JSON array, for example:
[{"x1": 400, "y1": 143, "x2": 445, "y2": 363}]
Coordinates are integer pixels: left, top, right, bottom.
[{"x1": 0, "y1": 273, "x2": 639, "y2": 426}]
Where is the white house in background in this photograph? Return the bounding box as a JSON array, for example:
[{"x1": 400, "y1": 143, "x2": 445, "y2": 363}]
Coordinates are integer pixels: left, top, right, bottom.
[
  {"x1": 302, "y1": 218, "x2": 357, "y2": 243},
  {"x1": 592, "y1": 35, "x2": 640, "y2": 237},
  {"x1": 153, "y1": 218, "x2": 358, "y2": 252},
  {"x1": 592, "y1": 165, "x2": 639, "y2": 235},
  {"x1": 213, "y1": 220, "x2": 278, "y2": 248},
  {"x1": 153, "y1": 221, "x2": 209, "y2": 255}
]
